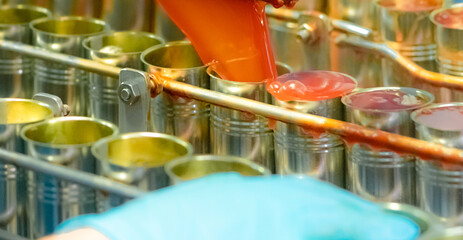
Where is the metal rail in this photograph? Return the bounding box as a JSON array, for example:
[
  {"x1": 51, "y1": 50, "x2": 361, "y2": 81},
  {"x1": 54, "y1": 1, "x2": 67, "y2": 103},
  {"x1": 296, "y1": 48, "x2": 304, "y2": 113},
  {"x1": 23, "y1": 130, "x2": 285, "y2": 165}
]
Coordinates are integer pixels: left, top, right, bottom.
[
  {"x1": 0, "y1": 149, "x2": 145, "y2": 199},
  {"x1": 2, "y1": 39, "x2": 463, "y2": 163}
]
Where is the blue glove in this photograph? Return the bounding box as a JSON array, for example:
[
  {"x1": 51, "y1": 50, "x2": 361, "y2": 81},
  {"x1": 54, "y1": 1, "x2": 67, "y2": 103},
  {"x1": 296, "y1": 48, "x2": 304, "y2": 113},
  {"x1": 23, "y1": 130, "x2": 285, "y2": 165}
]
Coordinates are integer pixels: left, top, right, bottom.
[{"x1": 56, "y1": 174, "x2": 419, "y2": 240}]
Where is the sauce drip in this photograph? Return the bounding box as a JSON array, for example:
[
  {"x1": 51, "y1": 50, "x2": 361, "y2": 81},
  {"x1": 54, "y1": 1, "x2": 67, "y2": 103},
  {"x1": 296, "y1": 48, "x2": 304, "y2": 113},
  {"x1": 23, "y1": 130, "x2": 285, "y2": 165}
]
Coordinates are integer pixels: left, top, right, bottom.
[
  {"x1": 416, "y1": 106, "x2": 463, "y2": 131},
  {"x1": 267, "y1": 71, "x2": 357, "y2": 102},
  {"x1": 156, "y1": 0, "x2": 277, "y2": 82},
  {"x1": 344, "y1": 89, "x2": 423, "y2": 111},
  {"x1": 379, "y1": 0, "x2": 442, "y2": 12},
  {"x1": 434, "y1": 7, "x2": 463, "y2": 29}
]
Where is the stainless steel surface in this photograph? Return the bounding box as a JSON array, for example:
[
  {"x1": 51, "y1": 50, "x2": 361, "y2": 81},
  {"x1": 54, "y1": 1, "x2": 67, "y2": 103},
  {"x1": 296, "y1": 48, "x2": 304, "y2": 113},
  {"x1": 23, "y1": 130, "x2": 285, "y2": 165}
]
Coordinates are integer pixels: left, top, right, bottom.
[
  {"x1": 0, "y1": 5, "x2": 50, "y2": 99},
  {"x1": 141, "y1": 41, "x2": 210, "y2": 154},
  {"x1": 344, "y1": 87, "x2": 434, "y2": 204},
  {"x1": 0, "y1": 98, "x2": 52, "y2": 238},
  {"x1": 419, "y1": 226, "x2": 463, "y2": 240},
  {"x1": 209, "y1": 64, "x2": 291, "y2": 172},
  {"x1": 92, "y1": 132, "x2": 193, "y2": 212},
  {"x1": 100, "y1": 0, "x2": 153, "y2": 31},
  {"x1": 21, "y1": 116, "x2": 118, "y2": 238},
  {"x1": 84, "y1": 31, "x2": 163, "y2": 124},
  {"x1": 165, "y1": 155, "x2": 271, "y2": 185},
  {"x1": 0, "y1": 228, "x2": 28, "y2": 240},
  {"x1": 30, "y1": 16, "x2": 108, "y2": 116},
  {"x1": 413, "y1": 103, "x2": 463, "y2": 226},
  {"x1": 273, "y1": 72, "x2": 355, "y2": 187},
  {"x1": 378, "y1": 1, "x2": 439, "y2": 87},
  {"x1": 0, "y1": 40, "x2": 462, "y2": 163},
  {"x1": 380, "y1": 202, "x2": 441, "y2": 238},
  {"x1": 267, "y1": 8, "x2": 331, "y2": 71},
  {"x1": 153, "y1": 3, "x2": 185, "y2": 42},
  {"x1": 432, "y1": 4, "x2": 463, "y2": 77}
]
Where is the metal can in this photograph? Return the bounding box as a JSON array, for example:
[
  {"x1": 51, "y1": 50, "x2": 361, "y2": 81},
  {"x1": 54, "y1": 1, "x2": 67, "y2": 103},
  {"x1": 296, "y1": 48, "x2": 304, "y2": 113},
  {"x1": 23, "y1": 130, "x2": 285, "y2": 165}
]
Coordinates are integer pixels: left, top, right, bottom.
[
  {"x1": 209, "y1": 63, "x2": 291, "y2": 173},
  {"x1": 379, "y1": 0, "x2": 440, "y2": 87},
  {"x1": 0, "y1": 5, "x2": 50, "y2": 99},
  {"x1": 412, "y1": 103, "x2": 463, "y2": 226},
  {"x1": 83, "y1": 31, "x2": 164, "y2": 124},
  {"x1": 141, "y1": 41, "x2": 210, "y2": 154},
  {"x1": 273, "y1": 71, "x2": 357, "y2": 188},
  {"x1": 0, "y1": 98, "x2": 53, "y2": 237},
  {"x1": 343, "y1": 87, "x2": 434, "y2": 204},
  {"x1": 165, "y1": 155, "x2": 271, "y2": 185},
  {"x1": 21, "y1": 116, "x2": 118, "y2": 238},
  {"x1": 30, "y1": 16, "x2": 108, "y2": 116},
  {"x1": 419, "y1": 226, "x2": 463, "y2": 240},
  {"x1": 380, "y1": 202, "x2": 442, "y2": 239},
  {"x1": 153, "y1": 2, "x2": 185, "y2": 42},
  {"x1": 91, "y1": 132, "x2": 193, "y2": 212}
]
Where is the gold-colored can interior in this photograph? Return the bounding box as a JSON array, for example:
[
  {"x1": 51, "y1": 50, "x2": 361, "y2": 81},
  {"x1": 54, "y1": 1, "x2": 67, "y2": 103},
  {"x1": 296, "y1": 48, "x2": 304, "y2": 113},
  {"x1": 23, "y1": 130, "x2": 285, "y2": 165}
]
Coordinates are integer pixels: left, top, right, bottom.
[
  {"x1": 32, "y1": 18, "x2": 106, "y2": 35},
  {"x1": 142, "y1": 42, "x2": 204, "y2": 69},
  {"x1": 0, "y1": 7, "x2": 49, "y2": 24},
  {"x1": 106, "y1": 136, "x2": 191, "y2": 168},
  {"x1": 0, "y1": 99, "x2": 52, "y2": 125},
  {"x1": 85, "y1": 32, "x2": 164, "y2": 54},
  {"x1": 23, "y1": 118, "x2": 115, "y2": 145},
  {"x1": 170, "y1": 158, "x2": 267, "y2": 181}
]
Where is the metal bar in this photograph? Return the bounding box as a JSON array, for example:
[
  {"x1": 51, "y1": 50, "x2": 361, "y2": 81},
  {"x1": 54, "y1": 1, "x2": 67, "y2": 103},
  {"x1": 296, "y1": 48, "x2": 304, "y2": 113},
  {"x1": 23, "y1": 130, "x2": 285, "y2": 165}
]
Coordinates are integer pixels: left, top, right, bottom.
[
  {"x1": 0, "y1": 40, "x2": 120, "y2": 78},
  {"x1": 336, "y1": 35, "x2": 463, "y2": 90},
  {"x1": 162, "y1": 79, "x2": 463, "y2": 164},
  {"x1": 0, "y1": 149, "x2": 145, "y2": 198}
]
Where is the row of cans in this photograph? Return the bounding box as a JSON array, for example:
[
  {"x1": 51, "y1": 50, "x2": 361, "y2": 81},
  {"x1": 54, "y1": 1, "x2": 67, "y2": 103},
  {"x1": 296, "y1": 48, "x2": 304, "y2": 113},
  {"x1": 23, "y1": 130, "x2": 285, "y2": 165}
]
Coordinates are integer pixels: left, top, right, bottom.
[{"x1": 0, "y1": 97, "x2": 271, "y2": 238}]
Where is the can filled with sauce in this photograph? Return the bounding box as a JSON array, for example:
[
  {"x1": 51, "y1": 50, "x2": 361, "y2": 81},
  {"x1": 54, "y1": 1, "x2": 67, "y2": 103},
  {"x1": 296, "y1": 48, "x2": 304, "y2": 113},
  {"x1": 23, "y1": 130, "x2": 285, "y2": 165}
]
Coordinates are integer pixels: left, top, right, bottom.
[{"x1": 343, "y1": 87, "x2": 434, "y2": 204}]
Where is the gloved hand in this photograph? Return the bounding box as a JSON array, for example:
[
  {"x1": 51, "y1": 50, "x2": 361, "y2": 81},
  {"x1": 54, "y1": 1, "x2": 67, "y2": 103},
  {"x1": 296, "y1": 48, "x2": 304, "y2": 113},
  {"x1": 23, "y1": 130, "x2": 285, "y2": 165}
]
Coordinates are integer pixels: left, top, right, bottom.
[
  {"x1": 52, "y1": 174, "x2": 418, "y2": 240},
  {"x1": 263, "y1": 0, "x2": 298, "y2": 8}
]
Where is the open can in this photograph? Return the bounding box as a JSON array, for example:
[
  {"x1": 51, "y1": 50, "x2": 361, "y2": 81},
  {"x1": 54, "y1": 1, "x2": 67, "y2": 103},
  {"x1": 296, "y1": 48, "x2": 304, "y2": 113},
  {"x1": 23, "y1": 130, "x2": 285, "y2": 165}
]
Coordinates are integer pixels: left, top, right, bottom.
[
  {"x1": 343, "y1": 87, "x2": 434, "y2": 204},
  {"x1": 92, "y1": 132, "x2": 193, "y2": 212},
  {"x1": 21, "y1": 116, "x2": 118, "y2": 238}
]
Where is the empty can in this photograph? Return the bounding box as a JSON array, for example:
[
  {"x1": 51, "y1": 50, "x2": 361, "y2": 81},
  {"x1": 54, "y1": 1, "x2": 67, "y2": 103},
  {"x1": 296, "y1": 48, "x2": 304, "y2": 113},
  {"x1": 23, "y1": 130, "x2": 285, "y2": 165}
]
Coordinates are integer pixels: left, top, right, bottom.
[
  {"x1": 0, "y1": 5, "x2": 50, "y2": 99},
  {"x1": 209, "y1": 63, "x2": 291, "y2": 172},
  {"x1": 92, "y1": 132, "x2": 193, "y2": 212},
  {"x1": 165, "y1": 155, "x2": 271, "y2": 185},
  {"x1": 343, "y1": 87, "x2": 434, "y2": 204},
  {"x1": 30, "y1": 16, "x2": 108, "y2": 116},
  {"x1": 378, "y1": 0, "x2": 441, "y2": 87},
  {"x1": 153, "y1": 2, "x2": 185, "y2": 42},
  {"x1": 83, "y1": 31, "x2": 164, "y2": 124},
  {"x1": 141, "y1": 41, "x2": 210, "y2": 154},
  {"x1": 21, "y1": 116, "x2": 118, "y2": 238},
  {"x1": 412, "y1": 103, "x2": 463, "y2": 226},
  {"x1": 0, "y1": 98, "x2": 53, "y2": 237},
  {"x1": 271, "y1": 71, "x2": 357, "y2": 187}
]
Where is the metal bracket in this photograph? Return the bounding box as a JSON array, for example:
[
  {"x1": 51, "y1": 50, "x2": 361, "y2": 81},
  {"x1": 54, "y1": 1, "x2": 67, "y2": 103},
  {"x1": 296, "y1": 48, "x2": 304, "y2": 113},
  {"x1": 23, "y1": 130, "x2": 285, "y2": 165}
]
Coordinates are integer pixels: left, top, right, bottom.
[
  {"x1": 32, "y1": 93, "x2": 68, "y2": 117},
  {"x1": 118, "y1": 68, "x2": 151, "y2": 133}
]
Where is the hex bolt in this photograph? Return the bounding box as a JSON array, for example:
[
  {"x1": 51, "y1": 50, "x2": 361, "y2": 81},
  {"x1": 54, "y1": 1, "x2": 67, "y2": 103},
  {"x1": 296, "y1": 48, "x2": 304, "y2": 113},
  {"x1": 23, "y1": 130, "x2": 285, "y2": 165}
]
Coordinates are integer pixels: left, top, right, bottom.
[
  {"x1": 118, "y1": 83, "x2": 141, "y2": 105},
  {"x1": 120, "y1": 88, "x2": 132, "y2": 101}
]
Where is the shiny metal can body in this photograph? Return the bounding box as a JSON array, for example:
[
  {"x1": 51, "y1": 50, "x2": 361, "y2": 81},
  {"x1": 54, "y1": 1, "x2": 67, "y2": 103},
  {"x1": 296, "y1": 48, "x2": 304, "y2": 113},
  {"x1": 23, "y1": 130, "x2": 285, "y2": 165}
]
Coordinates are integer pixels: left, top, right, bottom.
[
  {"x1": 0, "y1": 5, "x2": 50, "y2": 99},
  {"x1": 141, "y1": 41, "x2": 210, "y2": 154},
  {"x1": 343, "y1": 87, "x2": 434, "y2": 204},
  {"x1": 21, "y1": 117, "x2": 118, "y2": 238},
  {"x1": 0, "y1": 99, "x2": 52, "y2": 238},
  {"x1": 153, "y1": 3, "x2": 185, "y2": 42},
  {"x1": 30, "y1": 16, "x2": 108, "y2": 116},
  {"x1": 379, "y1": 1, "x2": 439, "y2": 87},
  {"x1": 274, "y1": 97, "x2": 346, "y2": 187},
  {"x1": 432, "y1": 4, "x2": 463, "y2": 77},
  {"x1": 165, "y1": 155, "x2": 271, "y2": 185},
  {"x1": 412, "y1": 103, "x2": 463, "y2": 226},
  {"x1": 92, "y1": 132, "x2": 193, "y2": 212},
  {"x1": 208, "y1": 64, "x2": 291, "y2": 172},
  {"x1": 83, "y1": 31, "x2": 164, "y2": 124}
]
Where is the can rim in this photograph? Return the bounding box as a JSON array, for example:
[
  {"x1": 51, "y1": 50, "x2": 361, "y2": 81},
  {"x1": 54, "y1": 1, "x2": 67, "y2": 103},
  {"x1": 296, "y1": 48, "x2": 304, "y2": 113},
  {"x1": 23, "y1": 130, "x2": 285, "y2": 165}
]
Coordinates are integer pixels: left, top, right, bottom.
[
  {"x1": 140, "y1": 40, "x2": 207, "y2": 71},
  {"x1": 419, "y1": 226, "x2": 463, "y2": 239},
  {"x1": 20, "y1": 116, "x2": 119, "y2": 149},
  {"x1": 0, "y1": 98, "x2": 54, "y2": 125},
  {"x1": 164, "y1": 154, "x2": 271, "y2": 183},
  {"x1": 0, "y1": 4, "x2": 51, "y2": 26},
  {"x1": 83, "y1": 31, "x2": 165, "y2": 56},
  {"x1": 29, "y1": 16, "x2": 108, "y2": 38},
  {"x1": 411, "y1": 102, "x2": 463, "y2": 132},
  {"x1": 430, "y1": 3, "x2": 463, "y2": 30},
  {"x1": 341, "y1": 87, "x2": 434, "y2": 113},
  {"x1": 91, "y1": 131, "x2": 194, "y2": 169}
]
